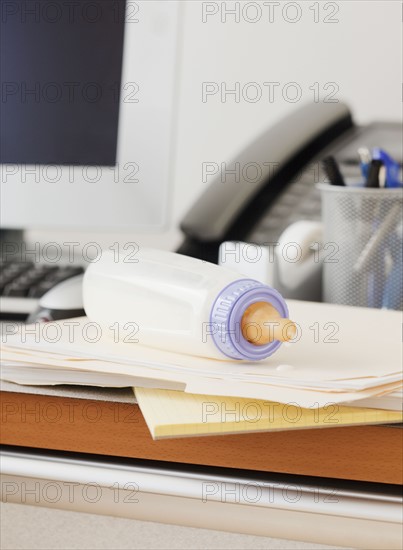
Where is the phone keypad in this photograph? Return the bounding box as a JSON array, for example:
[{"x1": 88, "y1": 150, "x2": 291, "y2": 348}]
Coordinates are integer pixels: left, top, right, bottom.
[{"x1": 248, "y1": 173, "x2": 322, "y2": 244}]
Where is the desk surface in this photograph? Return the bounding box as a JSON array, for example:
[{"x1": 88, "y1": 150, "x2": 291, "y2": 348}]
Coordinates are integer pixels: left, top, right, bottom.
[
  {"x1": 2, "y1": 386, "x2": 402, "y2": 549},
  {"x1": 1, "y1": 388, "x2": 402, "y2": 485}
]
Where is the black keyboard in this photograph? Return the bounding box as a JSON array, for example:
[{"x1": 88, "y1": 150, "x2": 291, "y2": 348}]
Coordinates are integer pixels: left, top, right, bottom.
[{"x1": 0, "y1": 262, "x2": 84, "y2": 319}]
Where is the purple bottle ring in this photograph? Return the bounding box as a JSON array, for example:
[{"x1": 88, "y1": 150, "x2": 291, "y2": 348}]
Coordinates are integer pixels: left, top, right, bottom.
[{"x1": 210, "y1": 279, "x2": 289, "y2": 361}]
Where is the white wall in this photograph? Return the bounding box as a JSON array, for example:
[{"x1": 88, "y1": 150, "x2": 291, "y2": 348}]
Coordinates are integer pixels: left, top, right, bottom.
[
  {"x1": 171, "y1": 0, "x2": 402, "y2": 225},
  {"x1": 27, "y1": 0, "x2": 401, "y2": 252}
]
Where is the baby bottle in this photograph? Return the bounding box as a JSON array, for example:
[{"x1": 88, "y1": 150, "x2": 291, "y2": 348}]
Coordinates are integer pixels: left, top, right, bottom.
[{"x1": 83, "y1": 248, "x2": 296, "y2": 361}]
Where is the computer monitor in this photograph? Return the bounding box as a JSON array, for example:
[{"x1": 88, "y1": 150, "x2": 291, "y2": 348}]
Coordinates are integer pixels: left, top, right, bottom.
[{"x1": 0, "y1": 0, "x2": 179, "y2": 231}]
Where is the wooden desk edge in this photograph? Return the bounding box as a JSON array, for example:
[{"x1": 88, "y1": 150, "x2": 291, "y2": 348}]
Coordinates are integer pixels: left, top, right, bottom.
[{"x1": 1, "y1": 391, "x2": 402, "y2": 485}]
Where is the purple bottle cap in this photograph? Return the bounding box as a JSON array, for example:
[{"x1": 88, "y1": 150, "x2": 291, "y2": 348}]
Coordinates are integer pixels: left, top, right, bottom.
[{"x1": 210, "y1": 279, "x2": 289, "y2": 361}]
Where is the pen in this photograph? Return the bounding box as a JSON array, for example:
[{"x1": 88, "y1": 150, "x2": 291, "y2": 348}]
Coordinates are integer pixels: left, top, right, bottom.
[
  {"x1": 379, "y1": 165, "x2": 387, "y2": 188},
  {"x1": 363, "y1": 159, "x2": 387, "y2": 307},
  {"x1": 353, "y1": 203, "x2": 401, "y2": 273},
  {"x1": 372, "y1": 148, "x2": 401, "y2": 188},
  {"x1": 322, "y1": 156, "x2": 345, "y2": 186},
  {"x1": 366, "y1": 159, "x2": 383, "y2": 188},
  {"x1": 382, "y1": 225, "x2": 403, "y2": 310},
  {"x1": 358, "y1": 147, "x2": 371, "y2": 180}
]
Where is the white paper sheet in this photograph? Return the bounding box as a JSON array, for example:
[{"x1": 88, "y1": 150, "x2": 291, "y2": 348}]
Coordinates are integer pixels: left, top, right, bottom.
[{"x1": 1, "y1": 301, "x2": 402, "y2": 408}]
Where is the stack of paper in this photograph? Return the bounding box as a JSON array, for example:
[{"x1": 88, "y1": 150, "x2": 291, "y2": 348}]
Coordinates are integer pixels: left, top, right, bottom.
[{"x1": 1, "y1": 301, "x2": 402, "y2": 421}]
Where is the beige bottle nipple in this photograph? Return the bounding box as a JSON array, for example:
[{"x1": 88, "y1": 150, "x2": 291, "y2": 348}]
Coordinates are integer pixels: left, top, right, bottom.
[{"x1": 241, "y1": 302, "x2": 296, "y2": 345}]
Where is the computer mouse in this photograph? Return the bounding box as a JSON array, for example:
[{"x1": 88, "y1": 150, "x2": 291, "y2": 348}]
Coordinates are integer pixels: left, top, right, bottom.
[{"x1": 27, "y1": 274, "x2": 85, "y2": 323}]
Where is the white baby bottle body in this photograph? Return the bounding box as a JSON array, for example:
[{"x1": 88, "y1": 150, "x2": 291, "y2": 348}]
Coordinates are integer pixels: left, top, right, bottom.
[
  {"x1": 83, "y1": 249, "x2": 241, "y2": 359},
  {"x1": 83, "y1": 248, "x2": 292, "y2": 361}
]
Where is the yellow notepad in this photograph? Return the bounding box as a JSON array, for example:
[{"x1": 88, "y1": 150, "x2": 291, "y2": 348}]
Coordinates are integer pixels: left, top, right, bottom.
[{"x1": 135, "y1": 387, "x2": 403, "y2": 440}]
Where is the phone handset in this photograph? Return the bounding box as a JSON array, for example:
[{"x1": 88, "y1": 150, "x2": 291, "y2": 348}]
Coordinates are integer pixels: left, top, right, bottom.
[{"x1": 179, "y1": 102, "x2": 352, "y2": 260}]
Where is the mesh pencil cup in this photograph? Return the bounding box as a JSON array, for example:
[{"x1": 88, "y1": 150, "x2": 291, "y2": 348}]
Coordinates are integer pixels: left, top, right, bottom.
[{"x1": 317, "y1": 184, "x2": 403, "y2": 310}]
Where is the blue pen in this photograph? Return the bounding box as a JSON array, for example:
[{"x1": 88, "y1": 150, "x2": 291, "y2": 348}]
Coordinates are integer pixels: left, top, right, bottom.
[
  {"x1": 372, "y1": 148, "x2": 401, "y2": 188},
  {"x1": 382, "y1": 227, "x2": 403, "y2": 310},
  {"x1": 358, "y1": 147, "x2": 371, "y2": 180}
]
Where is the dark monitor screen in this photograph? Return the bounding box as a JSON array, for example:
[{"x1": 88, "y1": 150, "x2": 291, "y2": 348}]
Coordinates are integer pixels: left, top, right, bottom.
[{"x1": 0, "y1": 0, "x2": 126, "y2": 165}]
